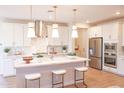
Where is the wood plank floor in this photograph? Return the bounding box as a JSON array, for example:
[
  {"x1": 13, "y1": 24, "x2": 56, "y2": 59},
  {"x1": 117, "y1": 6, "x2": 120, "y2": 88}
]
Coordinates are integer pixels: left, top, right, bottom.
[
  {"x1": 0, "y1": 68, "x2": 124, "y2": 88},
  {"x1": 66, "y1": 68, "x2": 124, "y2": 88}
]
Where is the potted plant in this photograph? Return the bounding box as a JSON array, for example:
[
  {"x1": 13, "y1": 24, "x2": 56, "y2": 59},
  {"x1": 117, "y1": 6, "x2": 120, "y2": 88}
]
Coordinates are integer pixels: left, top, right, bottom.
[
  {"x1": 62, "y1": 46, "x2": 67, "y2": 53},
  {"x1": 4, "y1": 47, "x2": 11, "y2": 56}
]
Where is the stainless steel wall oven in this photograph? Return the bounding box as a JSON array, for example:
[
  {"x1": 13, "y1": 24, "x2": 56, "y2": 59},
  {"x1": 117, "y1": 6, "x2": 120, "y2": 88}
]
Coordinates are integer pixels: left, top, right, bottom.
[{"x1": 104, "y1": 43, "x2": 117, "y2": 68}]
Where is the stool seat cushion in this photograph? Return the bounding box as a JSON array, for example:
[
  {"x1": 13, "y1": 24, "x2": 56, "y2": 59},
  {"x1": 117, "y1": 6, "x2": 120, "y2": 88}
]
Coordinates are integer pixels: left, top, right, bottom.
[
  {"x1": 75, "y1": 67, "x2": 88, "y2": 72},
  {"x1": 52, "y1": 69, "x2": 66, "y2": 75},
  {"x1": 25, "y1": 73, "x2": 41, "y2": 80}
]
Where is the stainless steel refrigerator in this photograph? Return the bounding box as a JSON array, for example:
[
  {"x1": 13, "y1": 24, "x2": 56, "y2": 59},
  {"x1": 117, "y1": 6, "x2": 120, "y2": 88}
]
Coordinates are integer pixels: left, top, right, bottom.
[{"x1": 89, "y1": 37, "x2": 103, "y2": 70}]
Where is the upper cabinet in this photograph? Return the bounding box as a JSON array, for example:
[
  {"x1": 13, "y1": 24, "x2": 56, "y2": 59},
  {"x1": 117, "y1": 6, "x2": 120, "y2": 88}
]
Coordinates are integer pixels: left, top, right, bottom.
[
  {"x1": 23, "y1": 24, "x2": 31, "y2": 46},
  {"x1": 1, "y1": 23, "x2": 14, "y2": 46},
  {"x1": 88, "y1": 26, "x2": 102, "y2": 38},
  {"x1": 0, "y1": 22, "x2": 31, "y2": 47},
  {"x1": 14, "y1": 23, "x2": 24, "y2": 46},
  {"x1": 88, "y1": 22, "x2": 119, "y2": 43},
  {"x1": 59, "y1": 26, "x2": 69, "y2": 45},
  {"x1": 47, "y1": 25, "x2": 69, "y2": 46},
  {"x1": 122, "y1": 23, "x2": 124, "y2": 46},
  {"x1": 102, "y1": 22, "x2": 119, "y2": 42}
]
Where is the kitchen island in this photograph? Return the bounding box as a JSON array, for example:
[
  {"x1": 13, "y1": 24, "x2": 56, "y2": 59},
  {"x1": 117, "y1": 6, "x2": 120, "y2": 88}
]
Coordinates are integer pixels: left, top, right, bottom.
[{"x1": 14, "y1": 55, "x2": 90, "y2": 88}]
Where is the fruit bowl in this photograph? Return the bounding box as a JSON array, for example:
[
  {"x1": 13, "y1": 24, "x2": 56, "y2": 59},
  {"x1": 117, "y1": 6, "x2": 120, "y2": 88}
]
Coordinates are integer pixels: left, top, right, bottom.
[{"x1": 23, "y1": 56, "x2": 33, "y2": 64}]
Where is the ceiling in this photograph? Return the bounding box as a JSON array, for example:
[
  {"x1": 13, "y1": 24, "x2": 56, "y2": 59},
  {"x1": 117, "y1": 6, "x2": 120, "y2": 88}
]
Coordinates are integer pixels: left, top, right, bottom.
[{"x1": 0, "y1": 5, "x2": 124, "y2": 24}]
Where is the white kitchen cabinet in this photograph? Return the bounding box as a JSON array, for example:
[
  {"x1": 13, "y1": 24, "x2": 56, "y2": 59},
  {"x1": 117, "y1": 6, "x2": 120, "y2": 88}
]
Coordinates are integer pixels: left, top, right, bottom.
[
  {"x1": 0, "y1": 22, "x2": 5, "y2": 46},
  {"x1": 47, "y1": 25, "x2": 69, "y2": 46},
  {"x1": 88, "y1": 26, "x2": 102, "y2": 38},
  {"x1": 22, "y1": 24, "x2": 31, "y2": 46},
  {"x1": 59, "y1": 26, "x2": 69, "y2": 45},
  {"x1": 47, "y1": 25, "x2": 61, "y2": 45},
  {"x1": 122, "y1": 23, "x2": 124, "y2": 46},
  {"x1": 102, "y1": 22, "x2": 118, "y2": 42},
  {"x1": 1, "y1": 22, "x2": 31, "y2": 47},
  {"x1": 103, "y1": 65, "x2": 118, "y2": 74},
  {"x1": 3, "y1": 58, "x2": 16, "y2": 77},
  {"x1": 117, "y1": 58, "x2": 124, "y2": 76},
  {"x1": 14, "y1": 23, "x2": 24, "y2": 46},
  {"x1": 2, "y1": 23, "x2": 14, "y2": 46}
]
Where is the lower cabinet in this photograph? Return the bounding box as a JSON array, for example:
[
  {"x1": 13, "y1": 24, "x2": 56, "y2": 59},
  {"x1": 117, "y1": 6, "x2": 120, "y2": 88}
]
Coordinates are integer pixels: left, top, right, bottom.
[
  {"x1": 3, "y1": 58, "x2": 16, "y2": 77},
  {"x1": 117, "y1": 58, "x2": 124, "y2": 76},
  {"x1": 103, "y1": 58, "x2": 124, "y2": 76},
  {"x1": 103, "y1": 65, "x2": 118, "y2": 74}
]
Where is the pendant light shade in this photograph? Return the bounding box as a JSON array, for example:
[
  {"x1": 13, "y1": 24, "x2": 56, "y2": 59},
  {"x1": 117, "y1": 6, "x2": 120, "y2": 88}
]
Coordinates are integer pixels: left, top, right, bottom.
[
  {"x1": 52, "y1": 6, "x2": 59, "y2": 38},
  {"x1": 72, "y1": 25, "x2": 78, "y2": 38},
  {"x1": 27, "y1": 5, "x2": 35, "y2": 38},
  {"x1": 27, "y1": 27, "x2": 36, "y2": 38},
  {"x1": 52, "y1": 24, "x2": 59, "y2": 38},
  {"x1": 72, "y1": 9, "x2": 78, "y2": 38}
]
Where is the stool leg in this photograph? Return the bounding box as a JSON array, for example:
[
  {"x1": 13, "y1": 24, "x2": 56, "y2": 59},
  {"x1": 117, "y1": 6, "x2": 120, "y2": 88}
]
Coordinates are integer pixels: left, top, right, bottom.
[
  {"x1": 52, "y1": 73, "x2": 54, "y2": 88},
  {"x1": 83, "y1": 72, "x2": 87, "y2": 88},
  {"x1": 39, "y1": 78, "x2": 40, "y2": 88},
  {"x1": 74, "y1": 70, "x2": 78, "y2": 88},
  {"x1": 25, "y1": 79, "x2": 27, "y2": 88},
  {"x1": 62, "y1": 74, "x2": 64, "y2": 88}
]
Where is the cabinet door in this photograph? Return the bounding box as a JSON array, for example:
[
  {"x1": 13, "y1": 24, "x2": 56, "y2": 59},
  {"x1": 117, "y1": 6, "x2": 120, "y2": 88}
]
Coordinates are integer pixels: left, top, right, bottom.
[
  {"x1": 3, "y1": 59, "x2": 16, "y2": 77},
  {"x1": 88, "y1": 26, "x2": 102, "y2": 38},
  {"x1": 23, "y1": 24, "x2": 31, "y2": 46},
  {"x1": 122, "y1": 23, "x2": 124, "y2": 46},
  {"x1": 14, "y1": 23, "x2": 23, "y2": 46},
  {"x1": 95, "y1": 26, "x2": 102, "y2": 37},
  {"x1": 109, "y1": 23, "x2": 118, "y2": 41},
  {"x1": 47, "y1": 25, "x2": 61, "y2": 45},
  {"x1": 2, "y1": 23, "x2": 14, "y2": 46},
  {"x1": 102, "y1": 24, "x2": 111, "y2": 41},
  {"x1": 0, "y1": 22, "x2": 4, "y2": 46},
  {"x1": 102, "y1": 23, "x2": 118, "y2": 42},
  {"x1": 117, "y1": 58, "x2": 124, "y2": 76},
  {"x1": 59, "y1": 26, "x2": 69, "y2": 45}
]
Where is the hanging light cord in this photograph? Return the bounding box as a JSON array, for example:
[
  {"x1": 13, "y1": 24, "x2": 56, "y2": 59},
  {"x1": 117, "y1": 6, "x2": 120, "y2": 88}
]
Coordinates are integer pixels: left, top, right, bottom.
[
  {"x1": 53, "y1": 6, "x2": 57, "y2": 23},
  {"x1": 30, "y1": 5, "x2": 32, "y2": 20},
  {"x1": 73, "y1": 9, "x2": 77, "y2": 25}
]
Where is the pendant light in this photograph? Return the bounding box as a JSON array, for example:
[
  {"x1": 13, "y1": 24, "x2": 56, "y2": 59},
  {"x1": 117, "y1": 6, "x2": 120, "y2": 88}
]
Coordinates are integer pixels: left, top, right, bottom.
[
  {"x1": 72, "y1": 9, "x2": 78, "y2": 38},
  {"x1": 52, "y1": 6, "x2": 59, "y2": 38},
  {"x1": 27, "y1": 5, "x2": 36, "y2": 38}
]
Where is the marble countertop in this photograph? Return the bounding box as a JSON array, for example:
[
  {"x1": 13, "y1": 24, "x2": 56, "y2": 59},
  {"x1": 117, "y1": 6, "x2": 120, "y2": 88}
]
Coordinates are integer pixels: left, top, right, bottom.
[{"x1": 14, "y1": 55, "x2": 90, "y2": 68}]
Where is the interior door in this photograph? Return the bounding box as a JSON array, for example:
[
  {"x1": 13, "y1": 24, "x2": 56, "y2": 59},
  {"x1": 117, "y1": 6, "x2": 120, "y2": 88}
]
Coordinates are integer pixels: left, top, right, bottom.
[{"x1": 75, "y1": 28, "x2": 88, "y2": 57}]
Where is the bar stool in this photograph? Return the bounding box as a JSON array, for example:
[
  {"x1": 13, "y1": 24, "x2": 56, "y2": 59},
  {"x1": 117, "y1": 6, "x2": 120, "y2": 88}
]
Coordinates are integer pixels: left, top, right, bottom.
[
  {"x1": 52, "y1": 69, "x2": 66, "y2": 88},
  {"x1": 25, "y1": 73, "x2": 41, "y2": 88},
  {"x1": 74, "y1": 67, "x2": 88, "y2": 88}
]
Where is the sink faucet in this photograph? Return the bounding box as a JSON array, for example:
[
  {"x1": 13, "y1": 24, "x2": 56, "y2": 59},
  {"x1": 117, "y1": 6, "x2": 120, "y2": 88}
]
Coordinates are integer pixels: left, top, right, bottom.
[{"x1": 50, "y1": 47, "x2": 55, "y2": 60}]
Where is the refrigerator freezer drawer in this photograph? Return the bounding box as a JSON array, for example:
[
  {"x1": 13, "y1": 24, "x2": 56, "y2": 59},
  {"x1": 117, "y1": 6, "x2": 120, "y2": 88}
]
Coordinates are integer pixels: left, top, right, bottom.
[{"x1": 89, "y1": 57, "x2": 102, "y2": 70}]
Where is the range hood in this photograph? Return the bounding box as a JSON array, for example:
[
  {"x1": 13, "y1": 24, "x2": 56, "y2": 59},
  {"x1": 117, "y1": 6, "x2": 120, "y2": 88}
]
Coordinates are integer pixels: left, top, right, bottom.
[
  {"x1": 34, "y1": 20, "x2": 48, "y2": 38},
  {"x1": 34, "y1": 20, "x2": 42, "y2": 37}
]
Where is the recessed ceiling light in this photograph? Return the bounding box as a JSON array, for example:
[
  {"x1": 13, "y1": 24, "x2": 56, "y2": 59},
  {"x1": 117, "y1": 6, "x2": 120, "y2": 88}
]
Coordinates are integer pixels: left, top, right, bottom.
[{"x1": 115, "y1": 11, "x2": 120, "y2": 15}]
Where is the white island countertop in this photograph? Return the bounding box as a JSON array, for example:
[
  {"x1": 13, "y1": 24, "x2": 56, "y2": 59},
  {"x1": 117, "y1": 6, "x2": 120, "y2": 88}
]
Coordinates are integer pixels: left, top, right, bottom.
[
  {"x1": 15, "y1": 55, "x2": 90, "y2": 88},
  {"x1": 14, "y1": 55, "x2": 90, "y2": 68}
]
